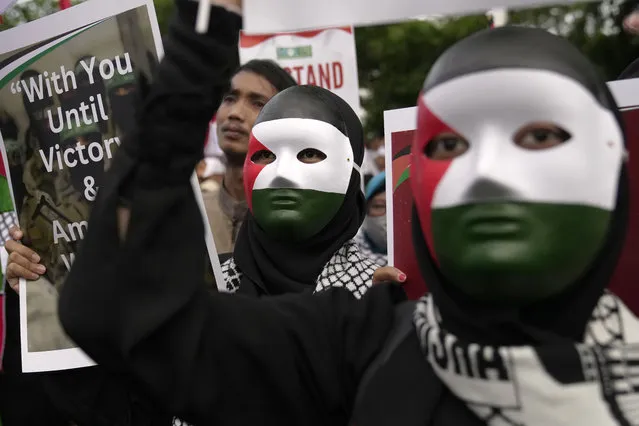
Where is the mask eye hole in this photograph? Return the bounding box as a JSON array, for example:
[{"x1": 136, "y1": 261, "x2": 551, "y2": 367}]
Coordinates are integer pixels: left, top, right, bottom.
[
  {"x1": 513, "y1": 122, "x2": 571, "y2": 151},
  {"x1": 297, "y1": 148, "x2": 326, "y2": 164},
  {"x1": 424, "y1": 132, "x2": 469, "y2": 161},
  {"x1": 250, "y1": 149, "x2": 276, "y2": 165}
]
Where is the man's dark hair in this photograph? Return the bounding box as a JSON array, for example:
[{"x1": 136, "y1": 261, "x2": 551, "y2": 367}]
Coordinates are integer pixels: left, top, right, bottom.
[{"x1": 235, "y1": 59, "x2": 297, "y2": 92}]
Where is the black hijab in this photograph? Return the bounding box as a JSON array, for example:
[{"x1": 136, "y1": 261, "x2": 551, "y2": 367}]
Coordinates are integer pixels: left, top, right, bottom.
[
  {"x1": 412, "y1": 26, "x2": 629, "y2": 346},
  {"x1": 233, "y1": 85, "x2": 365, "y2": 296}
]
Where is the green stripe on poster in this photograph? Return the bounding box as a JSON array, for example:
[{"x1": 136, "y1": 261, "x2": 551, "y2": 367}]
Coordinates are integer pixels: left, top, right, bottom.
[
  {"x1": 394, "y1": 167, "x2": 410, "y2": 191},
  {"x1": 0, "y1": 20, "x2": 102, "y2": 90}
]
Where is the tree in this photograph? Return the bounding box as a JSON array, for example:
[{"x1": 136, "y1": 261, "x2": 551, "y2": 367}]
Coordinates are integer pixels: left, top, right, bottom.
[
  {"x1": 509, "y1": 0, "x2": 639, "y2": 80},
  {"x1": 356, "y1": 1, "x2": 639, "y2": 137},
  {"x1": 152, "y1": 0, "x2": 174, "y2": 34},
  {"x1": 0, "y1": 0, "x2": 85, "y2": 31},
  {"x1": 355, "y1": 15, "x2": 491, "y2": 137}
]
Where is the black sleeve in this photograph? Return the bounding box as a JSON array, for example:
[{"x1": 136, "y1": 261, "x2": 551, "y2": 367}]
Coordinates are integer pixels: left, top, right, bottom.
[
  {"x1": 117, "y1": 0, "x2": 240, "y2": 169},
  {"x1": 61, "y1": 159, "x2": 402, "y2": 425}
]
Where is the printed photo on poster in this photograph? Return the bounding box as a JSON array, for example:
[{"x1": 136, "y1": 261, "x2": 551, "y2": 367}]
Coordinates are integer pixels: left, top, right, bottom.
[
  {"x1": 0, "y1": 0, "x2": 222, "y2": 373},
  {"x1": 239, "y1": 26, "x2": 361, "y2": 115},
  {"x1": 384, "y1": 78, "x2": 639, "y2": 310}
]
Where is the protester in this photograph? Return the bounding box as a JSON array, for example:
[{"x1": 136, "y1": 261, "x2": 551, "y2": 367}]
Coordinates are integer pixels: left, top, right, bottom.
[
  {"x1": 222, "y1": 84, "x2": 377, "y2": 298},
  {"x1": 202, "y1": 59, "x2": 297, "y2": 255},
  {"x1": 57, "y1": 25, "x2": 635, "y2": 426},
  {"x1": 355, "y1": 171, "x2": 388, "y2": 266},
  {"x1": 3, "y1": 1, "x2": 402, "y2": 425}
]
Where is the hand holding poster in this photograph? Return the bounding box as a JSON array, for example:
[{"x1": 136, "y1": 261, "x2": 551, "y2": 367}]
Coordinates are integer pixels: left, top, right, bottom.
[
  {"x1": 384, "y1": 78, "x2": 639, "y2": 311},
  {"x1": 0, "y1": 0, "x2": 223, "y2": 373},
  {"x1": 239, "y1": 27, "x2": 362, "y2": 115}
]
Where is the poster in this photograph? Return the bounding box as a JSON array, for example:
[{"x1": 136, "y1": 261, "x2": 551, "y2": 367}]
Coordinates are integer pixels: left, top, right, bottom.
[
  {"x1": 243, "y1": 0, "x2": 598, "y2": 33},
  {"x1": 239, "y1": 27, "x2": 361, "y2": 115},
  {"x1": 384, "y1": 77, "x2": 639, "y2": 309},
  {"x1": 0, "y1": 0, "x2": 224, "y2": 373},
  {"x1": 0, "y1": 0, "x2": 17, "y2": 15}
]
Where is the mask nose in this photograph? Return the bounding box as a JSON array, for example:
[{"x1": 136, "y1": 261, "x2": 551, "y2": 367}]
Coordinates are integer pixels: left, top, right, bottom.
[
  {"x1": 269, "y1": 176, "x2": 299, "y2": 189},
  {"x1": 463, "y1": 130, "x2": 518, "y2": 201},
  {"x1": 268, "y1": 151, "x2": 301, "y2": 189}
]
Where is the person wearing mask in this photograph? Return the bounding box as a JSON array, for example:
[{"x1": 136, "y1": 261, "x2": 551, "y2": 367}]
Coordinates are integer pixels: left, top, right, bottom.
[
  {"x1": 4, "y1": 88, "x2": 395, "y2": 426},
  {"x1": 355, "y1": 171, "x2": 388, "y2": 266},
  {"x1": 205, "y1": 59, "x2": 297, "y2": 256},
  {"x1": 5, "y1": 15, "x2": 398, "y2": 426},
  {"x1": 60, "y1": 25, "x2": 638, "y2": 426},
  {"x1": 221, "y1": 85, "x2": 377, "y2": 299}
]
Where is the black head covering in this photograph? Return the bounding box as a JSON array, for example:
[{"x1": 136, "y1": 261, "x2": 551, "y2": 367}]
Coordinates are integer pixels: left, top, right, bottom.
[
  {"x1": 412, "y1": 26, "x2": 629, "y2": 345},
  {"x1": 233, "y1": 85, "x2": 365, "y2": 296}
]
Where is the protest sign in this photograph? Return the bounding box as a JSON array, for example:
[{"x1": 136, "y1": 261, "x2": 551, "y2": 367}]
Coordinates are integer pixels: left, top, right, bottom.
[
  {"x1": 385, "y1": 78, "x2": 639, "y2": 309},
  {"x1": 239, "y1": 27, "x2": 361, "y2": 115},
  {"x1": 243, "y1": 0, "x2": 598, "y2": 33},
  {"x1": 0, "y1": 0, "x2": 224, "y2": 373},
  {"x1": 0, "y1": 0, "x2": 17, "y2": 15}
]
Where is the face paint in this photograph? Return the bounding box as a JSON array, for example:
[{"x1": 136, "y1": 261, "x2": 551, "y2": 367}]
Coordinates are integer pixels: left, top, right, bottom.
[
  {"x1": 411, "y1": 69, "x2": 624, "y2": 305},
  {"x1": 244, "y1": 117, "x2": 357, "y2": 242}
]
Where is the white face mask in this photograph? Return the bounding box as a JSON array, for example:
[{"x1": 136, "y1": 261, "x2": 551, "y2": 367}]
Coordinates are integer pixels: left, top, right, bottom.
[
  {"x1": 419, "y1": 69, "x2": 624, "y2": 212},
  {"x1": 246, "y1": 118, "x2": 357, "y2": 196},
  {"x1": 363, "y1": 214, "x2": 387, "y2": 251}
]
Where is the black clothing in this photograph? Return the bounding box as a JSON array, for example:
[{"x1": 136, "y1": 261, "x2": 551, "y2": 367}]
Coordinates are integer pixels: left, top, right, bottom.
[
  {"x1": 59, "y1": 5, "x2": 403, "y2": 424},
  {"x1": 234, "y1": 86, "x2": 367, "y2": 296},
  {"x1": 60, "y1": 25, "x2": 632, "y2": 426}
]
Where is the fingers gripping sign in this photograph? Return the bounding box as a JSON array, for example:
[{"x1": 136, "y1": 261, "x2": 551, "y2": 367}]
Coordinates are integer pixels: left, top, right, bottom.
[
  {"x1": 372, "y1": 266, "x2": 407, "y2": 286},
  {"x1": 5, "y1": 225, "x2": 47, "y2": 293}
]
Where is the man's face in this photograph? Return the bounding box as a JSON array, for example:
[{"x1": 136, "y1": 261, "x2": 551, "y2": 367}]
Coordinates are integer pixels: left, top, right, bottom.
[
  {"x1": 411, "y1": 68, "x2": 624, "y2": 306},
  {"x1": 216, "y1": 71, "x2": 278, "y2": 165},
  {"x1": 243, "y1": 118, "x2": 355, "y2": 242}
]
